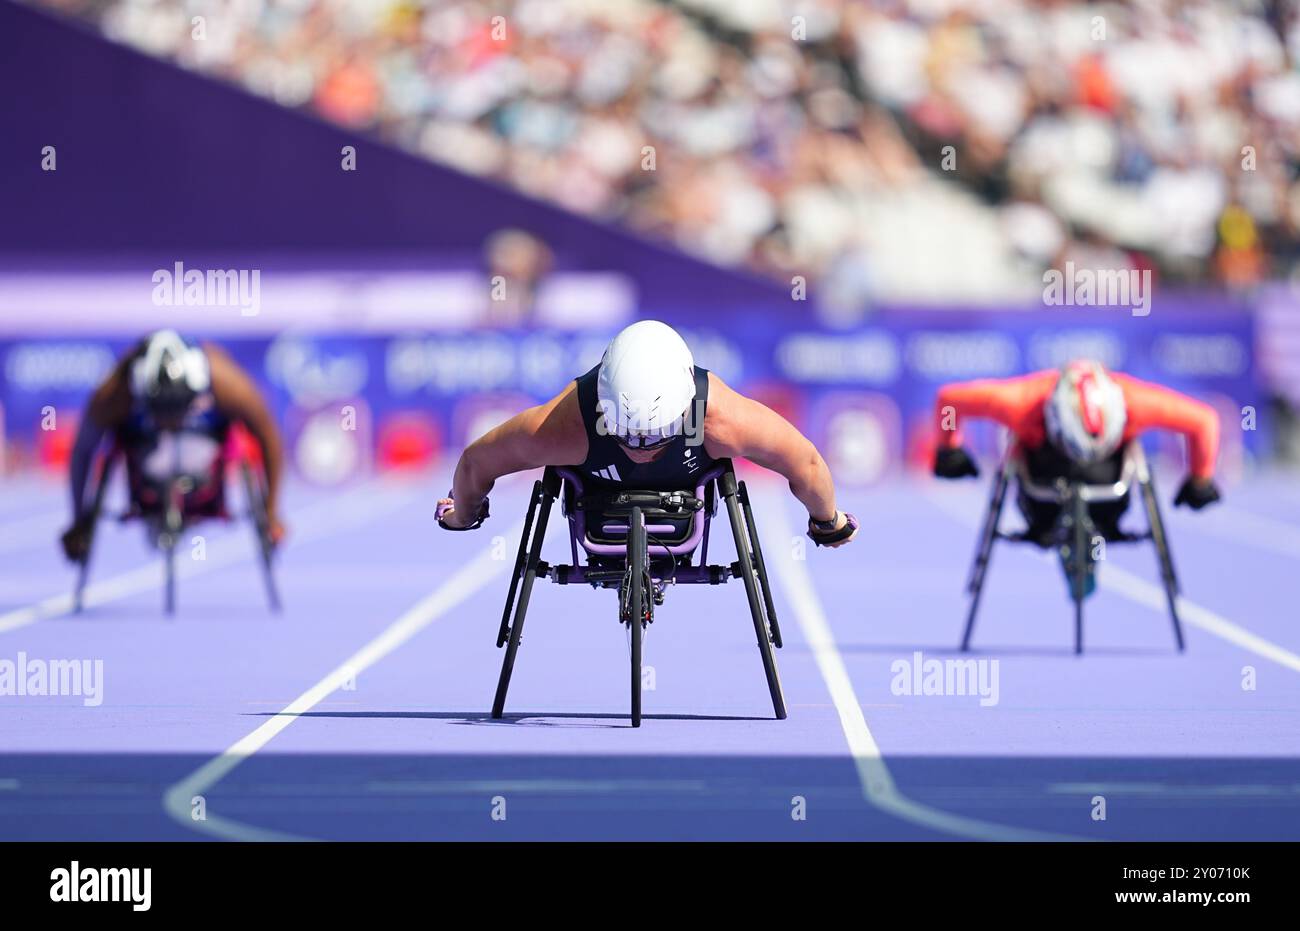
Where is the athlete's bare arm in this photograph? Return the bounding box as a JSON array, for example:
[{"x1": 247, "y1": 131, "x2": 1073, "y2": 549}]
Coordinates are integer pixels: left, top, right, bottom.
[
  {"x1": 205, "y1": 343, "x2": 286, "y2": 538},
  {"x1": 61, "y1": 348, "x2": 138, "y2": 559},
  {"x1": 439, "y1": 384, "x2": 588, "y2": 529},
  {"x1": 702, "y1": 374, "x2": 843, "y2": 529}
]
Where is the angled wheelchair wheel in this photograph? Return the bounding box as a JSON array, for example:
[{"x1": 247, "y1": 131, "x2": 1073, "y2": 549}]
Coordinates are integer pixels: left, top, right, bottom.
[
  {"x1": 497, "y1": 479, "x2": 542, "y2": 648},
  {"x1": 492, "y1": 477, "x2": 556, "y2": 719},
  {"x1": 241, "y1": 461, "x2": 281, "y2": 613},
  {"x1": 738, "y1": 481, "x2": 782, "y2": 649},
  {"x1": 1139, "y1": 470, "x2": 1185, "y2": 652},
  {"x1": 721, "y1": 470, "x2": 786, "y2": 720},
  {"x1": 961, "y1": 461, "x2": 1010, "y2": 651},
  {"x1": 73, "y1": 451, "x2": 117, "y2": 614}
]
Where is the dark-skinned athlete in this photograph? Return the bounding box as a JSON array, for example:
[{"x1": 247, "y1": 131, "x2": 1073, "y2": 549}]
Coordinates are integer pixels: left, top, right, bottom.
[{"x1": 60, "y1": 330, "x2": 286, "y2": 561}]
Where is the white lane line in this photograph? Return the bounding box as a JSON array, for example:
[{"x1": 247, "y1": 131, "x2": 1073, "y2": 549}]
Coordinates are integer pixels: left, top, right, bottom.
[
  {"x1": 162, "y1": 526, "x2": 518, "y2": 841},
  {"x1": 923, "y1": 484, "x2": 1300, "y2": 676},
  {"x1": 0, "y1": 480, "x2": 420, "y2": 634},
  {"x1": 758, "y1": 489, "x2": 1078, "y2": 842},
  {"x1": 1104, "y1": 566, "x2": 1300, "y2": 674},
  {"x1": 1049, "y1": 782, "x2": 1300, "y2": 797}
]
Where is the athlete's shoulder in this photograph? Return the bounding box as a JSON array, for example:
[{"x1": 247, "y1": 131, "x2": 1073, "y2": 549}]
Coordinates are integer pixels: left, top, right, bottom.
[
  {"x1": 524, "y1": 381, "x2": 588, "y2": 465},
  {"x1": 701, "y1": 373, "x2": 751, "y2": 454}
]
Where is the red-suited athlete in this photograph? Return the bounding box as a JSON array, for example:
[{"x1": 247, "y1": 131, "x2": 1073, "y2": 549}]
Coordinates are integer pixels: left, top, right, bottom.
[{"x1": 931, "y1": 360, "x2": 1222, "y2": 545}]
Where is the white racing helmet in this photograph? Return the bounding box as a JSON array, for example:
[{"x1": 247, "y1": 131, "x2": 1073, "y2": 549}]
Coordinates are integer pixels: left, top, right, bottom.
[
  {"x1": 1043, "y1": 359, "x2": 1127, "y2": 464},
  {"x1": 596, "y1": 320, "x2": 696, "y2": 449},
  {"x1": 130, "y1": 329, "x2": 210, "y2": 417}
]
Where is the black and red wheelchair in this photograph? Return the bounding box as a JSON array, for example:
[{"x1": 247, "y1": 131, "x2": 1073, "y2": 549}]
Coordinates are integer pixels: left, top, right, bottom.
[
  {"x1": 72, "y1": 426, "x2": 280, "y2": 616},
  {"x1": 490, "y1": 460, "x2": 785, "y2": 727},
  {"x1": 961, "y1": 439, "x2": 1183, "y2": 654}
]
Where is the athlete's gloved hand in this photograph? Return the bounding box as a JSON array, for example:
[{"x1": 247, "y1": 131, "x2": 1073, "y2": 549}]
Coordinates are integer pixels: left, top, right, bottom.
[
  {"x1": 807, "y1": 511, "x2": 859, "y2": 548},
  {"x1": 436, "y1": 492, "x2": 490, "y2": 530},
  {"x1": 60, "y1": 518, "x2": 94, "y2": 562},
  {"x1": 934, "y1": 445, "x2": 980, "y2": 479},
  {"x1": 1174, "y1": 476, "x2": 1221, "y2": 511},
  {"x1": 266, "y1": 511, "x2": 287, "y2": 548}
]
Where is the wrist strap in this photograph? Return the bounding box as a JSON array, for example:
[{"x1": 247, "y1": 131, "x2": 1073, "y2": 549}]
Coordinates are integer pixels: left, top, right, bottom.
[
  {"x1": 808, "y1": 512, "x2": 858, "y2": 546},
  {"x1": 436, "y1": 492, "x2": 490, "y2": 531}
]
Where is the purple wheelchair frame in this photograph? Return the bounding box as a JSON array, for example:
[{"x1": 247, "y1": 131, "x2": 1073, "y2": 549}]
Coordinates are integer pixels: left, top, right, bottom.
[{"x1": 490, "y1": 459, "x2": 786, "y2": 726}]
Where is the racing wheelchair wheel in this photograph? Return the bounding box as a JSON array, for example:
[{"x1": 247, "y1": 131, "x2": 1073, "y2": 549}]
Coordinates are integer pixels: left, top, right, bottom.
[
  {"x1": 720, "y1": 469, "x2": 786, "y2": 720},
  {"x1": 624, "y1": 506, "x2": 650, "y2": 728},
  {"x1": 738, "y1": 481, "x2": 782, "y2": 649},
  {"x1": 161, "y1": 477, "x2": 184, "y2": 617},
  {"x1": 1067, "y1": 489, "x2": 1090, "y2": 655},
  {"x1": 73, "y1": 451, "x2": 117, "y2": 614},
  {"x1": 491, "y1": 474, "x2": 558, "y2": 719},
  {"x1": 240, "y1": 461, "x2": 281, "y2": 613},
  {"x1": 1139, "y1": 469, "x2": 1185, "y2": 652}
]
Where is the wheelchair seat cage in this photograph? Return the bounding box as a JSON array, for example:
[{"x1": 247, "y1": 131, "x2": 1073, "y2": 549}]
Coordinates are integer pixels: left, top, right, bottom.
[
  {"x1": 960, "y1": 440, "x2": 1184, "y2": 654},
  {"x1": 491, "y1": 460, "x2": 786, "y2": 727},
  {"x1": 73, "y1": 438, "x2": 281, "y2": 617}
]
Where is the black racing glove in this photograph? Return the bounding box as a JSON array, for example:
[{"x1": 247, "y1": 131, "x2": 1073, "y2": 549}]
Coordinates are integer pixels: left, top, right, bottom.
[
  {"x1": 1174, "y1": 476, "x2": 1221, "y2": 511},
  {"x1": 934, "y1": 446, "x2": 980, "y2": 479},
  {"x1": 60, "y1": 518, "x2": 94, "y2": 562}
]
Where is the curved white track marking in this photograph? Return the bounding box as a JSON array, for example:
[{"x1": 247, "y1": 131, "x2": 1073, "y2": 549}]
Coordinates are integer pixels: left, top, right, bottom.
[
  {"x1": 0, "y1": 479, "x2": 419, "y2": 634},
  {"x1": 162, "y1": 525, "x2": 519, "y2": 841},
  {"x1": 757, "y1": 488, "x2": 1079, "y2": 842},
  {"x1": 922, "y1": 483, "x2": 1300, "y2": 675}
]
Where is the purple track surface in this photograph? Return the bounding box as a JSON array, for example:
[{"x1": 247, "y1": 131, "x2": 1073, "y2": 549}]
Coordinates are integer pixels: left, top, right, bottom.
[{"x1": 1, "y1": 466, "x2": 1298, "y2": 841}]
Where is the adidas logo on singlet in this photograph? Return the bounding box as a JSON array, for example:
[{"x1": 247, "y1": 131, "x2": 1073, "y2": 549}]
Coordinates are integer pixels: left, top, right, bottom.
[{"x1": 592, "y1": 464, "x2": 622, "y2": 482}]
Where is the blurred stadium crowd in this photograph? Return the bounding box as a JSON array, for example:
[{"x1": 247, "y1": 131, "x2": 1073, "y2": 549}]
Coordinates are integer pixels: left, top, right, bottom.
[{"x1": 31, "y1": 0, "x2": 1300, "y2": 304}]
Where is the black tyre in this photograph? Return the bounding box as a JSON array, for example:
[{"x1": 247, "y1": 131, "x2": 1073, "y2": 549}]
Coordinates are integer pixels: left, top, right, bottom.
[
  {"x1": 73, "y1": 452, "x2": 116, "y2": 614},
  {"x1": 738, "y1": 481, "x2": 782, "y2": 648},
  {"x1": 163, "y1": 529, "x2": 177, "y2": 617},
  {"x1": 1140, "y1": 471, "x2": 1185, "y2": 651},
  {"x1": 722, "y1": 473, "x2": 786, "y2": 719},
  {"x1": 497, "y1": 480, "x2": 541, "y2": 647},
  {"x1": 241, "y1": 461, "x2": 281, "y2": 613},
  {"x1": 628, "y1": 506, "x2": 646, "y2": 728},
  {"x1": 163, "y1": 479, "x2": 183, "y2": 616},
  {"x1": 1070, "y1": 492, "x2": 1089, "y2": 654},
  {"x1": 491, "y1": 486, "x2": 554, "y2": 719}
]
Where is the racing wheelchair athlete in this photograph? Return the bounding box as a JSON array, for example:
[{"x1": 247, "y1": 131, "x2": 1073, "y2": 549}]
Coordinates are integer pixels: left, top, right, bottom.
[
  {"x1": 931, "y1": 360, "x2": 1222, "y2": 654},
  {"x1": 437, "y1": 320, "x2": 858, "y2": 726},
  {"x1": 60, "y1": 330, "x2": 286, "y2": 615}
]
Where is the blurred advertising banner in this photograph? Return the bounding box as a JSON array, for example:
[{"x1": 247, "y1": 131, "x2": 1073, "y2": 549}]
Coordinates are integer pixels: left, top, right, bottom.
[{"x1": 0, "y1": 272, "x2": 1260, "y2": 485}]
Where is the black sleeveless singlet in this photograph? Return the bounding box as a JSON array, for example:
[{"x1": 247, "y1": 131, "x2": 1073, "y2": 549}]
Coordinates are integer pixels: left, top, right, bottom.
[{"x1": 572, "y1": 363, "x2": 718, "y2": 490}]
